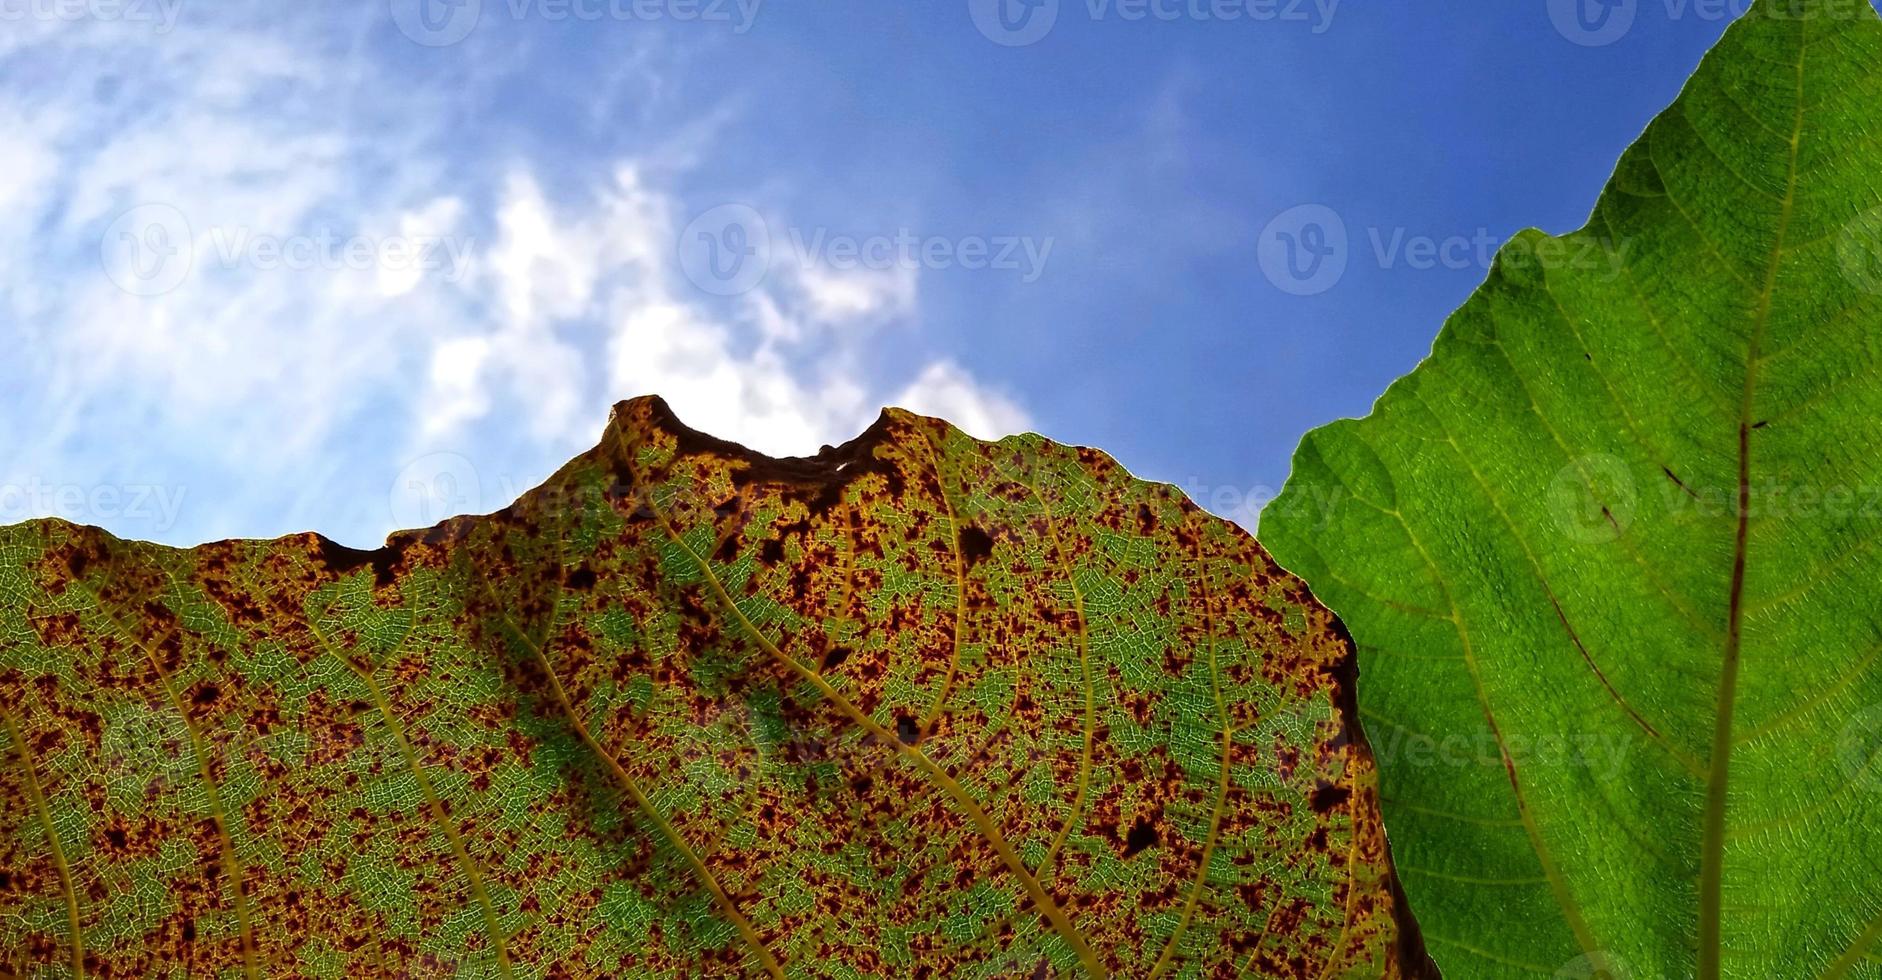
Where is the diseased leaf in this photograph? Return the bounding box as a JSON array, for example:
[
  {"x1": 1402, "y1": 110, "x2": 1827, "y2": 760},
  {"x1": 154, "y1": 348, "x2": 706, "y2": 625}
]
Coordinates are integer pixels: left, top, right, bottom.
[
  {"x1": 1262, "y1": 2, "x2": 1882, "y2": 977},
  {"x1": 1, "y1": 397, "x2": 1426, "y2": 978}
]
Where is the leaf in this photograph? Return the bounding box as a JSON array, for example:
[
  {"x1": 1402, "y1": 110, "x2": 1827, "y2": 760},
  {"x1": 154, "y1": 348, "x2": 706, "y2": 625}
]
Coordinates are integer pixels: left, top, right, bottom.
[
  {"x1": 1260, "y1": 2, "x2": 1882, "y2": 977},
  {"x1": 1, "y1": 397, "x2": 1427, "y2": 978}
]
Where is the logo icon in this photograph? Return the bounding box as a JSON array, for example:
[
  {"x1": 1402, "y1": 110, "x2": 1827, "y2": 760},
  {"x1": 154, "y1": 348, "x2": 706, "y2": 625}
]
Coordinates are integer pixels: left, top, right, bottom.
[
  {"x1": 969, "y1": 0, "x2": 1060, "y2": 47},
  {"x1": 1547, "y1": 454, "x2": 1638, "y2": 545},
  {"x1": 1548, "y1": 0, "x2": 1636, "y2": 47},
  {"x1": 678, "y1": 204, "x2": 772, "y2": 296},
  {"x1": 390, "y1": 0, "x2": 483, "y2": 46},
  {"x1": 389, "y1": 452, "x2": 482, "y2": 530},
  {"x1": 101, "y1": 203, "x2": 194, "y2": 297},
  {"x1": 1258, "y1": 204, "x2": 1348, "y2": 296}
]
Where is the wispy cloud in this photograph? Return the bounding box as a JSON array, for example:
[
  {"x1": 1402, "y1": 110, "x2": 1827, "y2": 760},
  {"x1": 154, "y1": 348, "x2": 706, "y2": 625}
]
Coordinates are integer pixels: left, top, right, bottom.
[{"x1": 0, "y1": 8, "x2": 1030, "y2": 547}]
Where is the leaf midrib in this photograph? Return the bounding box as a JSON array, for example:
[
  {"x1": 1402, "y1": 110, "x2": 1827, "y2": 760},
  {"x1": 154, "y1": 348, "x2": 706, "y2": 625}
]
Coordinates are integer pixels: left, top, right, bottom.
[
  {"x1": 76, "y1": 576, "x2": 261, "y2": 980},
  {"x1": 1015, "y1": 475, "x2": 1098, "y2": 882},
  {"x1": 305, "y1": 604, "x2": 517, "y2": 980},
  {"x1": 622, "y1": 422, "x2": 1111, "y2": 979},
  {"x1": 1698, "y1": 14, "x2": 1808, "y2": 980},
  {"x1": 477, "y1": 572, "x2": 787, "y2": 979},
  {"x1": 3, "y1": 708, "x2": 84, "y2": 980}
]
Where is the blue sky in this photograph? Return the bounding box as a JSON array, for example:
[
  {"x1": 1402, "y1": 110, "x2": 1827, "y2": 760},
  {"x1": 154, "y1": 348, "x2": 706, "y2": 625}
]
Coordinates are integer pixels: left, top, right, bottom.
[{"x1": 0, "y1": 0, "x2": 1777, "y2": 547}]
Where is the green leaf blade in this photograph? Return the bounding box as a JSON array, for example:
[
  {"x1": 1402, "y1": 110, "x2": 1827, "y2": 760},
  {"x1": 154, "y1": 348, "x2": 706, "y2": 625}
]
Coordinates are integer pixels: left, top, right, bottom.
[{"x1": 1263, "y1": 3, "x2": 1882, "y2": 978}]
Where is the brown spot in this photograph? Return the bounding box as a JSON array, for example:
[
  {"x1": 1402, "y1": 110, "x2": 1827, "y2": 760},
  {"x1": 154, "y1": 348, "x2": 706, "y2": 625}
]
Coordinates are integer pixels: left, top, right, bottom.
[
  {"x1": 1661, "y1": 466, "x2": 1701, "y2": 501},
  {"x1": 958, "y1": 526, "x2": 994, "y2": 568},
  {"x1": 1310, "y1": 782, "x2": 1351, "y2": 814},
  {"x1": 1123, "y1": 815, "x2": 1159, "y2": 857}
]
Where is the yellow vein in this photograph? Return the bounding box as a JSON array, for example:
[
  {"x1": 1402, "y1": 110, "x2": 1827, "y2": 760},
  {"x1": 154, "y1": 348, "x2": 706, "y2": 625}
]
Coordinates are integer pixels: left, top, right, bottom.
[
  {"x1": 631, "y1": 448, "x2": 1107, "y2": 977},
  {"x1": 1646, "y1": 125, "x2": 1759, "y2": 293},
  {"x1": 1364, "y1": 469, "x2": 1605, "y2": 962},
  {"x1": 1410, "y1": 382, "x2": 1695, "y2": 873},
  {"x1": 1021, "y1": 477, "x2": 1098, "y2": 881},
  {"x1": 477, "y1": 579, "x2": 786, "y2": 979},
  {"x1": 1147, "y1": 532, "x2": 1233, "y2": 979},
  {"x1": 1314, "y1": 822, "x2": 1366, "y2": 980},
  {"x1": 305, "y1": 610, "x2": 515, "y2": 980},
  {"x1": 1232, "y1": 890, "x2": 1288, "y2": 979},
  {"x1": 912, "y1": 427, "x2": 970, "y2": 741},
  {"x1": 696, "y1": 776, "x2": 765, "y2": 863},
  {"x1": 1421, "y1": 935, "x2": 1556, "y2": 975},
  {"x1": 367, "y1": 927, "x2": 391, "y2": 978},
  {"x1": 1757, "y1": 290, "x2": 1881, "y2": 368},
  {"x1": 1401, "y1": 392, "x2": 1704, "y2": 776},
  {"x1": 1700, "y1": 18, "x2": 1807, "y2": 980},
  {"x1": 1473, "y1": 302, "x2": 1724, "y2": 647},
  {"x1": 77, "y1": 582, "x2": 260, "y2": 980},
  {"x1": 3, "y1": 708, "x2": 84, "y2": 979},
  {"x1": 1821, "y1": 903, "x2": 1882, "y2": 980},
  {"x1": 196, "y1": 589, "x2": 409, "y2": 956},
  {"x1": 1598, "y1": 199, "x2": 1740, "y2": 417},
  {"x1": 1312, "y1": 561, "x2": 1452, "y2": 622},
  {"x1": 1399, "y1": 866, "x2": 1550, "y2": 887},
  {"x1": 1735, "y1": 637, "x2": 1882, "y2": 745}
]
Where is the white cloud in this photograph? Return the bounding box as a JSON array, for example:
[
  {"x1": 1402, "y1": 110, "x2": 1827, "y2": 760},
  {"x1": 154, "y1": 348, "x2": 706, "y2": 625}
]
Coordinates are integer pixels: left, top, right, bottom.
[
  {"x1": 791, "y1": 261, "x2": 918, "y2": 325},
  {"x1": 607, "y1": 299, "x2": 870, "y2": 456},
  {"x1": 485, "y1": 173, "x2": 612, "y2": 328},
  {"x1": 0, "y1": 9, "x2": 1032, "y2": 545},
  {"x1": 890, "y1": 362, "x2": 1031, "y2": 441},
  {"x1": 419, "y1": 336, "x2": 493, "y2": 439},
  {"x1": 0, "y1": 106, "x2": 59, "y2": 223},
  {"x1": 379, "y1": 197, "x2": 467, "y2": 298},
  {"x1": 434, "y1": 163, "x2": 1021, "y2": 460}
]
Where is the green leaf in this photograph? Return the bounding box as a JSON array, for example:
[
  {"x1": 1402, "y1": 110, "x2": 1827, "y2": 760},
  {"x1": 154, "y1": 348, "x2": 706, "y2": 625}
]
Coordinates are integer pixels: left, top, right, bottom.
[
  {"x1": 1261, "y1": 2, "x2": 1882, "y2": 977},
  {"x1": 1, "y1": 397, "x2": 1425, "y2": 978}
]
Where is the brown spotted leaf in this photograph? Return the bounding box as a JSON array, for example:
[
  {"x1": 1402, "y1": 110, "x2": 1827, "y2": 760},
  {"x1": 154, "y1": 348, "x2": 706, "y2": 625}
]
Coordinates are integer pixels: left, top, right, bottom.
[{"x1": 0, "y1": 397, "x2": 1427, "y2": 978}]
